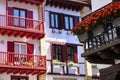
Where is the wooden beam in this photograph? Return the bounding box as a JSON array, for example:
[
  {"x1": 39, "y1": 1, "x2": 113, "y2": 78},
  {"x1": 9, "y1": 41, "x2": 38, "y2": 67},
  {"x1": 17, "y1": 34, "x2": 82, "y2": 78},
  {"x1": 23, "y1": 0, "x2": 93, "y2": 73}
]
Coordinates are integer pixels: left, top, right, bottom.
[
  {"x1": 0, "y1": 69, "x2": 6, "y2": 74},
  {"x1": 6, "y1": 69, "x2": 13, "y2": 74}
]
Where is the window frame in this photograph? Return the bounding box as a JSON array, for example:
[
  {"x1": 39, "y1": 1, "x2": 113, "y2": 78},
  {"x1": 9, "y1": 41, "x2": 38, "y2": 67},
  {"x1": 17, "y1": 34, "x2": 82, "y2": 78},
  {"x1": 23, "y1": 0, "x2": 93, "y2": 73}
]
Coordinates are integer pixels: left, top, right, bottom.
[
  {"x1": 64, "y1": 15, "x2": 74, "y2": 31},
  {"x1": 49, "y1": 12, "x2": 60, "y2": 29},
  {"x1": 52, "y1": 44, "x2": 63, "y2": 61},
  {"x1": 14, "y1": 42, "x2": 27, "y2": 54},
  {"x1": 13, "y1": 8, "x2": 27, "y2": 27}
]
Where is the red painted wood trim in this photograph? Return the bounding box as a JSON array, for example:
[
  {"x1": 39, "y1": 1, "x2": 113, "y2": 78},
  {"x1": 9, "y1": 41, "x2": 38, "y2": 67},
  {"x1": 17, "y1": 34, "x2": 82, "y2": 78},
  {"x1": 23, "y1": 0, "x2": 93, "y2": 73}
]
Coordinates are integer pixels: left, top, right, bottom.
[
  {"x1": 6, "y1": 0, "x2": 8, "y2": 27},
  {"x1": 50, "y1": 44, "x2": 53, "y2": 73}
]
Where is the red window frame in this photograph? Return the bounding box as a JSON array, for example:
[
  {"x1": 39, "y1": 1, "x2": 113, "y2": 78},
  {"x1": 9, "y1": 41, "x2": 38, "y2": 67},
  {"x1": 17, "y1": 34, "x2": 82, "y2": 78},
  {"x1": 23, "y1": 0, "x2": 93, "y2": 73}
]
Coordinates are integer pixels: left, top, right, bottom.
[{"x1": 11, "y1": 76, "x2": 28, "y2": 80}]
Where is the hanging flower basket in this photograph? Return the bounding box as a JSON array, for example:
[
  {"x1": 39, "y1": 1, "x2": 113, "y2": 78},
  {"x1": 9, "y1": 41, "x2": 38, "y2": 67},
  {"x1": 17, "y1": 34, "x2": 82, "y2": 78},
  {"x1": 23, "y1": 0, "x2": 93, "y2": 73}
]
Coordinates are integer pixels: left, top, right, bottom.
[
  {"x1": 112, "y1": 17, "x2": 120, "y2": 26},
  {"x1": 77, "y1": 32, "x2": 88, "y2": 42},
  {"x1": 93, "y1": 24, "x2": 104, "y2": 36},
  {"x1": 71, "y1": 2, "x2": 120, "y2": 35}
]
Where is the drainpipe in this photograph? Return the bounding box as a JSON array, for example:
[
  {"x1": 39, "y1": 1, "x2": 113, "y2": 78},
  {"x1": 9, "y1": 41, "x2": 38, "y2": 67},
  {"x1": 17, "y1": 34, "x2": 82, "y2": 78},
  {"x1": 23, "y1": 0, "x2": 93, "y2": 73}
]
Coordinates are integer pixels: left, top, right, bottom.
[{"x1": 6, "y1": 0, "x2": 8, "y2": 27}]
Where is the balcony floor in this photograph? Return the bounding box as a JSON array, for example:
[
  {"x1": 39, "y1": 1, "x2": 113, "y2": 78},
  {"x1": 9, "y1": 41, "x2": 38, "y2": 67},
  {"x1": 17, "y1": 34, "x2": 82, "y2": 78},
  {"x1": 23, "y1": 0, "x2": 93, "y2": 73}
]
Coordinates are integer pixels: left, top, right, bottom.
[
  {"x1": 0, "y1": 26, "x2": 45, "y2": 40},
  {"x1": 82, "y1": 39, "x2": 120, "y2": 64}
]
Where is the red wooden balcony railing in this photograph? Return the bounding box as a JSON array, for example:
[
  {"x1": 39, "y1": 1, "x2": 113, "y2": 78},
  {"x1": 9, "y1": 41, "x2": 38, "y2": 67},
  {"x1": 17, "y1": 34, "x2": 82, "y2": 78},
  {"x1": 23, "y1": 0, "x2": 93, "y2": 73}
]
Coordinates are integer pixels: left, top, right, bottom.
[
  {"x1": 0, "y1": 14, "x2": 44, "y2": 33},
  {"x1": 0, "y1": 52, "x2": 46, "y2": 69},
  {"x1": 9, "y1": 0, "x2": 44, "y2": 5}
]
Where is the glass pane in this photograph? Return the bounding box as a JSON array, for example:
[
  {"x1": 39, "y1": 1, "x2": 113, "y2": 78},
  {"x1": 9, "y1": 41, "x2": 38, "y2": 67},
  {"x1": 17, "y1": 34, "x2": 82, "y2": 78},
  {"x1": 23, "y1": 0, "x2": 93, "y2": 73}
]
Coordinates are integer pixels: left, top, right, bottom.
[
  {"x1": 20, "y1": 10, "x2": 26, "y2": 18},
  {"x1": 51, "y1": 14, "x2": 54, "y2": 27},
  {"x1": 14, "y1": 44, "x2": 19, "y2": 53},
  {"x1": 12, "y1": 79, "x2": 18, "y2": 80},
  {"x1": 20, "y1": 19, "x2": 25, "y2": 27},
  {"x1": 55, "y1": 14, "x2": 58, "y2": 28},
  {"x1": 20, "y1": 10, "x2": 26, "y2": 27},
  {"x1": 21, "y1": 44, "x2": 27, "y2": 54},
  {"x1": 65, "y1": 16, "x2": 69, "y2": 29},
  {"x1": 14, "y1": 9, "x2": 19, "y2": 26},
  {"x1": 70, "y1": 17, "x2": 73, "y2": 30},
  {"x1": 14, "y1": 9, "x2": 19, "y2": 17}
]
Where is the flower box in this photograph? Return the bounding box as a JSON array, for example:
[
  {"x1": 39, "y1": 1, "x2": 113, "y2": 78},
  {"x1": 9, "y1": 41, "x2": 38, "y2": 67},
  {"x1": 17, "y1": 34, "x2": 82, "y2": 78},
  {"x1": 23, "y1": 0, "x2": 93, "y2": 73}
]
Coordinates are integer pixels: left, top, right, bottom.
[
  {"x1": 68, "y1": 61, "x2": 79, "y2": 67},
  {"x1": 77, "y1": 32, "x2": 88, "y2": 42},
  {"x1": 53, "y1": 60, "x2": 65, "y2": 67}
]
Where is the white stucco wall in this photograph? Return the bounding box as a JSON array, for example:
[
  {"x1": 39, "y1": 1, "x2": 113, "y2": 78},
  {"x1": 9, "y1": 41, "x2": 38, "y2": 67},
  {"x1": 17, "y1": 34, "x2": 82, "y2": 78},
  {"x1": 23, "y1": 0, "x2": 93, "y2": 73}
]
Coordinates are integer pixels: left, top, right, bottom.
[
  {"x1": 46, "y1": 75, "x2": 85, "y2": 80},
  {"x1": 91, "y1": 0, "x2": 112, "y2": 12},
  {"x1": 0, "y1": 73, "x2": 37, "y2": 80},
  {"x1": 0, "y1": 35, "x2": 40, "y2": 55}
]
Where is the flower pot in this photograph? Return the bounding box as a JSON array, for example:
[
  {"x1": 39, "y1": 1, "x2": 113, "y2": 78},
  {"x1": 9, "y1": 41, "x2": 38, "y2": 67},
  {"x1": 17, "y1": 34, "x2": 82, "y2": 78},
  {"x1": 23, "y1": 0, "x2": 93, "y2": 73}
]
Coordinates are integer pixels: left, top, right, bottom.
[
  {"x1": 93, "y1": 24, "x2": 104, "y2": 36},
  {"x1": 112, "y1": 17, "x2": 120, "y2": 26},
  {"x1": 77, "y1": 32, "x2": 88, "y2": 42}
]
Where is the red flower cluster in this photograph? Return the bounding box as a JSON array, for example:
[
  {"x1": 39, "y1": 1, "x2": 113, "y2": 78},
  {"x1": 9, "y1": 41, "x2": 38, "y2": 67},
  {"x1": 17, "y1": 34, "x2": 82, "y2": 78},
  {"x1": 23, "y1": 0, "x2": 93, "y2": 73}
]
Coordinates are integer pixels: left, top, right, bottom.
[{"x1": 72, "y1": 1, "x2": 120, "y2": 35}]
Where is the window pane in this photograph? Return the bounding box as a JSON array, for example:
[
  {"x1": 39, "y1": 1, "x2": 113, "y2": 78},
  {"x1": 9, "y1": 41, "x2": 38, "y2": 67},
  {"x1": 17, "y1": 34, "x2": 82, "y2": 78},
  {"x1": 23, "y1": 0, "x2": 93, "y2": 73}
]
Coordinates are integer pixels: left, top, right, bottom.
[
  {"x1": 20, "y1": 10, "x2": 26, "y2": 18},
  {"x1": 14, "y1": 9, "x2": 19, "y2": 26},
  {"x1": 51, "y1": 14, "x2": 54, "y2": 27},
  {"x1": 55, "y1": 14, "x2": 58, "y2": 28},
  {"x1": 67, "y1": 46, "x2": 74, "y2": 61},
  {"x1": 70, "y1": 17, "x2": 73, "y2": 30},
  {"x1": 53, "y1": 45, "x2": 62, "y2": 61},
  {"x1": 21, "y1": 44, "x2": 27, "y2": 54},
  {"x1": 20, "y1": 10, "x2": 26, "y2": 27},
  {"x1": 14, "y1": 44, "x2": 19, "y2": 53},
  {"x1": 14, "y1": 9, "x2": 19, "y2": 17},
  {"x1": 65, "y1": 16, "x2": 69, "y2": 29}
]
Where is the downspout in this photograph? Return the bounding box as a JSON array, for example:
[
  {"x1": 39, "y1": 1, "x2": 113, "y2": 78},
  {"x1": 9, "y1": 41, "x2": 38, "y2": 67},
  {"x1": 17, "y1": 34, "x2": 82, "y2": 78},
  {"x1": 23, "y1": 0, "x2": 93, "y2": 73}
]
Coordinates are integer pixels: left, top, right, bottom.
[{"x1": 6, "y1": 0, "x2": 8, "y2": 27}]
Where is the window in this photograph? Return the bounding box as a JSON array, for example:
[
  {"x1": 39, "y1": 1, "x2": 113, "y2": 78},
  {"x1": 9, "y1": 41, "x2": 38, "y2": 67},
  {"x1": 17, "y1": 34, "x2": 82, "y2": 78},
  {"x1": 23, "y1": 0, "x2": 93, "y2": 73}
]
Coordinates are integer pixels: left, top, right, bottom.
[
  {"x1": 14, "y1": 8, "x2": 26, "y2": 27},
  {"x1": 11, "y1": 76, "x2": 28, "y2": 80},
  {"x1": 50, "y1": 12, "x2": 59, "y2": 28},
  {"x1": 53, "y1": 44, "x2": 62, "y2": 61},
  {"x1": 52, "y1": 44, "x2": 78, "y2": 62},
  {"x1": 49, "y1": 12, "x2": 79, "y2": 31},
  {"x1": 64, "y1": 15, "x2": 74, "y2": 30},
  {"x1": 67, "y1": 46, "x2": 74, "y2": 61},
  {"x1": 14, "y1": 42, "x2": 27, "y2": 54}
]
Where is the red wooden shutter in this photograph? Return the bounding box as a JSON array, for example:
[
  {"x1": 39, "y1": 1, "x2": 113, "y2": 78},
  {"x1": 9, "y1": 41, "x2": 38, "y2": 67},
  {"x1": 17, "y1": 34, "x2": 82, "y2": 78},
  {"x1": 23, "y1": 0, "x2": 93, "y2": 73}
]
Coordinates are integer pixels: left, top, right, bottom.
[
  {"x1": 62, "y1": 45, "x2": 68, "y2": 62},
  {"x1": 74, "y1": 16, "x2": 79, "y2": 26},
  {"x1": 59, "y1": 13, "x2": 64, "y2": 30},
  {"x1": 26, "y1": 10, "x2": 33, "y2": 29},
  {"x1": 7, "y1": 41, "x2": 14, "y2": 52},
  {"x1": 27, "y1": 44, "x2": 34, "y2": 62},
  {"x1": 7, "y1": 41, "x2": 14, "y2": 63},
  {"x1": 74, "y1": 45, "x2": 78, "y2": 63},
  {"x1": 8, "y1": 7, "x2": 14, "y2": 26}
]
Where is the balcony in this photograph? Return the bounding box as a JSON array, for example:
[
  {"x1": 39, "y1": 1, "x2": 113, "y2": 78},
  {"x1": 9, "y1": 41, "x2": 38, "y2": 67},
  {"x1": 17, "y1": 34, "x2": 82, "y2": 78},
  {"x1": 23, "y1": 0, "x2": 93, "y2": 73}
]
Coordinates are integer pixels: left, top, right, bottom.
[
  {"x1": 0, "y1": 14, "x2": 44, "y2": 39},
  {"x1": 9, "y1": 0, "x2": 44, "y2": 5},
  {"x1": 72, "y1": 1, "x2": 120, "y2": 64},
  {"x1": 0, "y1": 52, "x2": 46, "y2": 75}
]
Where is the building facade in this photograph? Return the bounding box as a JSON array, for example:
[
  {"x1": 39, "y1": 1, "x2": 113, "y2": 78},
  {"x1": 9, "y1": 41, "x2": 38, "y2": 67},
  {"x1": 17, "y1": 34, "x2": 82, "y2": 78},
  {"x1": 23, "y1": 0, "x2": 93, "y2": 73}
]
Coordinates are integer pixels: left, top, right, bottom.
[
  {"x1": 41, "y1": 0, "x2": 99, "y2": 80},
  {"x1": 0, "y1": 0, "x2": 46, "y2": 80}
]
